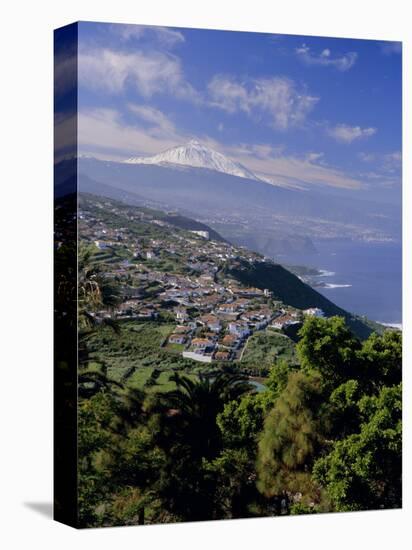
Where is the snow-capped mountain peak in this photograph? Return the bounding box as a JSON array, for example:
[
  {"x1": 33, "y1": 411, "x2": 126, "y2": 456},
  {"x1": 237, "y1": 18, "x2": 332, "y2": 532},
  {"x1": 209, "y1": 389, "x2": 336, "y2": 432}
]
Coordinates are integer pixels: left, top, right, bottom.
[{"x1": 124, "y1": 140, "x2": 260, "y2": 181}]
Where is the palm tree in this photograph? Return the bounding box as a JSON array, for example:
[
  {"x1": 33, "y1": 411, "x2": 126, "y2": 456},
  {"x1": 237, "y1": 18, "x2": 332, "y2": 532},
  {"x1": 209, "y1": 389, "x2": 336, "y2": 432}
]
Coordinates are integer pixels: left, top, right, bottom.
[
  {"x1": 78, "y1": 248, "x2": 122, "y2": 329},
  {"x1": 78, "y1": 367, "x2": 123, "y2": 399},
  {"x1": 150, "y1": 371, "x2": 254, "y2": 522},
  {"x1": 162, "y1": 371, "x2": 253, "y2": 459},
  {"x1": 78, "y1": 247, "x2": 123, "y2": 370}
]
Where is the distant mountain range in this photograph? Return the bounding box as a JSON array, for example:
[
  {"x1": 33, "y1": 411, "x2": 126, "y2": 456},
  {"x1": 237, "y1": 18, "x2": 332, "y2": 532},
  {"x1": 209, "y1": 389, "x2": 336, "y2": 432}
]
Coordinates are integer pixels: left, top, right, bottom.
[{"x1": 55, "y1": 141, "x2": 400, "y2": 258}]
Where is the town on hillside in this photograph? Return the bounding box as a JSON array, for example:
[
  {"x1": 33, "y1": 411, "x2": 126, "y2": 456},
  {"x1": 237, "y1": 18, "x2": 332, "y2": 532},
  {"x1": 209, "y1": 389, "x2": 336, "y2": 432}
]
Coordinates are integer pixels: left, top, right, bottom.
[{"x1": 78, "y1": 194, "x2": 325, "y2": 365}]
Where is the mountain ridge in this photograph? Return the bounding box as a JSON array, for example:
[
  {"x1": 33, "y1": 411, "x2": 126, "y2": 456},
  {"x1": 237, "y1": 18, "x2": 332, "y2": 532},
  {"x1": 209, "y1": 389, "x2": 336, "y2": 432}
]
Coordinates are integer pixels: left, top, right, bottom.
[
  {"x1": 124, "y1": 139, "x2": 261, "y2": 181},
  {"x1": 76, "y1": 156, "x2": 400, "y2": 245}
]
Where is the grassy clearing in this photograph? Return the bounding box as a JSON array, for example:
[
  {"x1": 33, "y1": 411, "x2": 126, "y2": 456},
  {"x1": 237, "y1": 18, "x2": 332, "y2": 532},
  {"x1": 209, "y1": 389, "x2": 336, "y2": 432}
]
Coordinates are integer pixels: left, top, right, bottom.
[
  {"x1": 240, "y1": 329, "x2": 298, "y2": 373},
  {"x1": 86, "y1": 321, "x2": 175, "y2": 369},
  {"x1": 165, "y1": 343, "x2": 185, "y2": 353},
  {"x1": 126, "y1": 366, "x2": 199, "y2": 392},
  {"x1": 84, "y1": 320, "x2": 207, "y2": 392},
  {"x1": 126, "y1": 366, "x2": 155, "y2": 388}
]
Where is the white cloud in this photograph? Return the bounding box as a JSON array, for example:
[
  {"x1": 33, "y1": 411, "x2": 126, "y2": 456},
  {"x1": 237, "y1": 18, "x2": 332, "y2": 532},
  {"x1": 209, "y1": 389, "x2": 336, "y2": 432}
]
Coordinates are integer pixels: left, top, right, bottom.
[
  {"x1": 112, "y1": 24, "x2": 185, "y2": 48},
  {"x1": 77, "y1": 106, "x2": 364, "y2": 191},
  {"x1": 328, "y1": 124, "x2": 377, "y2": 143},
  {"x1": 78, "y1": 108, "x2": 185, "y2": 159},
  {"x1": 208, "y1": 75, "x2": 319, "y2": 130},
  {"x1": 127, "y1": 104, "x2": 176, "y2": 135},
  {"x1": 305, "y1": 152, "x2": 324, "y2": 163},
  {"x1": 226, "y1": 143, "x2": 362, "y2": 190},
  {"x1": 296, "y1": 44, "x2": 358, "y2": 71},
  {"x1": 78, "y1": 48, "x2": 199, "y2": 101}
]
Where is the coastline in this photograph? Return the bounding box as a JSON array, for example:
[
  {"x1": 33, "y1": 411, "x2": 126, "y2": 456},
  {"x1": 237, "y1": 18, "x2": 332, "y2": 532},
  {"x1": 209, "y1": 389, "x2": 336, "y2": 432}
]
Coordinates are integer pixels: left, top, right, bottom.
[{"x1": 381, "y1": 322, "x2": 402, "y2": 330}]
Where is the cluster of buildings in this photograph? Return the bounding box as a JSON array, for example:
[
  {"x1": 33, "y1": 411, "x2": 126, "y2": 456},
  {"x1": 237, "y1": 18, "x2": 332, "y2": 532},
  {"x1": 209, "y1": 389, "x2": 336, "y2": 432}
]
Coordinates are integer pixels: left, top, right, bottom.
[{"x1": 79, "y1": 196, "x2": 324, "y2": 364}]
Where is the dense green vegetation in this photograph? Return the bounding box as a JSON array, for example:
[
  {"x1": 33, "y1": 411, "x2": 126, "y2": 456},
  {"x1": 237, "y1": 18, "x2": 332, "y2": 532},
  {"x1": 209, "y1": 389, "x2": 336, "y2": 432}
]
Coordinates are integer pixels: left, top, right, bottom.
[
  {"x1": 257, "y1": 318, "x2": 401, "y2": 514},
  {"x1": 78, "y1": 313, "x2": 401, "y2": 526},
  {"x1": 83, "y1": 320, "x2": 222, "y2": 390},
  {"x1": 156, "y1": 212, "x2": 226, "y2": 242},
  {"x1": 76, "y1": 198, "x2": 401, "y2": 526}
]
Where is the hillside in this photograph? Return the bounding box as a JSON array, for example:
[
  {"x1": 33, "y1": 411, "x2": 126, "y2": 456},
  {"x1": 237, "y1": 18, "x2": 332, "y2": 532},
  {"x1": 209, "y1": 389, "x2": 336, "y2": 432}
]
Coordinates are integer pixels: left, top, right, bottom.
[
  {"x1": 79, "y1": 192, "x2": 226, "y2": 244},
  {"x1": 136, "y1": 208, "x2": 227, "y2": 243},
  {"x1": 78, "y1": 192, "x2": 381, "y2": 341},
  {"x1": 225, "y1": 259, "x2": 382, "y2": 340}
]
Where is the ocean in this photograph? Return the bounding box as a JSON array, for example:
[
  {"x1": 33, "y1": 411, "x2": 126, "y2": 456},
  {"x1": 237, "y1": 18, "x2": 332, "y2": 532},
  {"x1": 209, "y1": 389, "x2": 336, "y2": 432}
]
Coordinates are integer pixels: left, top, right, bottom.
[{"x1": 279, "y1": 240, "x2": 402, "y2": 325}]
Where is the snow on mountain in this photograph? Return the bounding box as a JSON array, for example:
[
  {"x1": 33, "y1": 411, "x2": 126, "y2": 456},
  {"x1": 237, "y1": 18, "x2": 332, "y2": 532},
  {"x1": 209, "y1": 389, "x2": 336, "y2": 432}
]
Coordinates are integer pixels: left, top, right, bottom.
[{"x1": 124, "y1": 140, "x2": 261, "y2": 181}]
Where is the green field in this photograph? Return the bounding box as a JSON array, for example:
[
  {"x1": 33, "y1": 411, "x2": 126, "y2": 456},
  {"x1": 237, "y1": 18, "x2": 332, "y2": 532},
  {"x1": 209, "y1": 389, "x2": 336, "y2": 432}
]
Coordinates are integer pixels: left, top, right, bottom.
[
  {"x1": 127, "y1": 366, "x2": 198, "y2": 392},
  {"x1": 84, "y1": 320, "x2": 214, "y2": 392},
  {"x1": 84, "y1": 320, "x2": 298, "y2": 387},
  {"x1": 240, "y1": 329, "x2": 298, "y2": 373}
]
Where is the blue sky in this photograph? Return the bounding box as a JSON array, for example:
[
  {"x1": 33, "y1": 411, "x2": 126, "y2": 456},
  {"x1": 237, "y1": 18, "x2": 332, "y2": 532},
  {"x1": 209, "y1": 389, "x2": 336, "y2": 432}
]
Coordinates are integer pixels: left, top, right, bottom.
[{"x1": 77, "y1": 21, "x2": 402, "y2": 203}]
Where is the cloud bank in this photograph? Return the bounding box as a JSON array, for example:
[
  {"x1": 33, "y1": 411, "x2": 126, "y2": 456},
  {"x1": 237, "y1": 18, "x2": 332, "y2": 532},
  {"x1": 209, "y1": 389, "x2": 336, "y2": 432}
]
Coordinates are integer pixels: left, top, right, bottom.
[
  {"x1": 208, "y1": 75, "x2": 319, "y2": 129},
  {"x1": 78, "y1": 48, "x2": 199, "y2": 101}
]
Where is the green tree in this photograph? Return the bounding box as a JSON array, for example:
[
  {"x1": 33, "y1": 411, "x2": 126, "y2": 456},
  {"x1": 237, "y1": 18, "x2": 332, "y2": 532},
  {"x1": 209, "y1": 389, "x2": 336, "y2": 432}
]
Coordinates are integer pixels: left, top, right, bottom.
[
  {"x1": 160, "y1": 372, "x2": 253, "y2": 460},
  {"x1": 78, "y1": 365, "x2": 123, "y2": 399},
  {"x1": 327, "y1": 379, "x2": 363, "y2": 439},
  {"x1": 78, "y1": 381, "x2": 163, "y2": 526},
  {"x1": 212, "y1": 392, "x2": 271, "y2": 518},
  {"x1": 78, "y1": 391, "x2": 119, "y2": 526},
  {"x1": 358, "y1": 330, "x2": 402, "y2": 389},
  {"x1": 78, "y1": 247, "x2": 122, "y2": 327},
  {"x1": 313, "y1": 384, "x2": 402, "y2": 511},
  {"x1": 217, "y1": 392, "x2": 268, "y2": 449},
  {"x1": 297, "y1": 316, "x2": 361, "y2": 390},
  {"x1": 256, "y1": 371, "x2": 326, "y2": 510},
  {"x1": 151, "y1": 372, "x2": 253, "y2": 522},
  {"x1": 265, "y1": 359, "x2": 295, "y2": 399}
]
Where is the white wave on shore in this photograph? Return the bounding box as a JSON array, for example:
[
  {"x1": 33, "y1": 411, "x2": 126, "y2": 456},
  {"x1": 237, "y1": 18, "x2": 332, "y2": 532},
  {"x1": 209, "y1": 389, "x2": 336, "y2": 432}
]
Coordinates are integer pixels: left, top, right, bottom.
[{"x1": 381, "y1": 322, "x2": 402, "y2": 330}]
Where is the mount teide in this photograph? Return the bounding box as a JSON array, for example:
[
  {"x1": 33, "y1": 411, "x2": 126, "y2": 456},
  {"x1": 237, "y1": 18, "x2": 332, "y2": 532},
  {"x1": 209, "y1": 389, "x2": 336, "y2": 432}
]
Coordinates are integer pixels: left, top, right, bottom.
[
  {"x1": 73, "y1": 142, "x2": 399, "y2": 257},
  {"x1": 124, "y1": 140, "x2": 261, "y2": 182}
]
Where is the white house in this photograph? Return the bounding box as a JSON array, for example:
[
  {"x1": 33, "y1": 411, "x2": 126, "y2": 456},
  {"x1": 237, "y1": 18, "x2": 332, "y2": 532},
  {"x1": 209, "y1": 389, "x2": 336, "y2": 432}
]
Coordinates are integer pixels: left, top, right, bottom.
[
  {"x1": 228, "y1": 322, "x2": 250, "y2": 339},
  {"x1": 271, "y1": 314, "x2": 300, "y2": 330},
  {"x1": 217, "y1": 303, "x2": 237, "y2": 314},
  {"x1": 168, "y1": 333, "x2": 186, "y2": 345},
  {"x1": 190, "y1": 230, "x2": 209, "y2": 239},
  {"x1": 304, "y1": 308, "x2": 325, "y2": 318},
  {"x1": 199, "y1": 314, "x2": 222, "y2": 332},
  {"x1": 191, "y1": 338, "x2": 215, "y2": 351},
  {"x1": 182, "y1": 351, "x2": 213, "y2": 363},
  {"x1": 175, "y1": 309, "x2": 189, "y2": 322}
]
